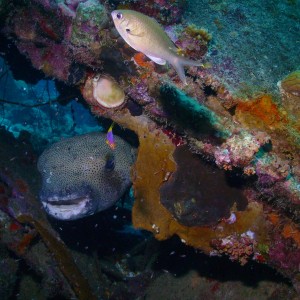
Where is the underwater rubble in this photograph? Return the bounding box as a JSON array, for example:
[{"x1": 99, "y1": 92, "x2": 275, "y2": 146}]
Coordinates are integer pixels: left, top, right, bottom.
[
  {"x1": 0, "y1": 0, "x2": 300, "y2": 298},
  {"x1": 0, "y1": 127, "x2": 97, "y2": 299}
]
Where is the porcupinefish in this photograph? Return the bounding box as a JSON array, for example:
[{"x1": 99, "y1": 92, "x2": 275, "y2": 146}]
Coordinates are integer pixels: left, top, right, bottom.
[
  {"x1": 111, "y1": 9, "x2": 202, "y2": 84},
  {"x1": 37, "y1": 132, "x2": 135, "y2": 220}
]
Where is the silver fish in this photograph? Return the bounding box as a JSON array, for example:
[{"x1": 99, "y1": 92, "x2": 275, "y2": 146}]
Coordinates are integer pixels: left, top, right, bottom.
[{"x1": 111, "y1": 10, "x2": 202, "y2": 84}]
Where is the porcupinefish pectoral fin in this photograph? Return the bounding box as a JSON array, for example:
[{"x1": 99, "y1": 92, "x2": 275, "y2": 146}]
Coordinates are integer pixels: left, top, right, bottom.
[
  {"x1": 170, "y1": 56, "x2": 203, "y2": 85},
  {"x1": 146, "y1": 55, "x2": 166, "y2": 65}
]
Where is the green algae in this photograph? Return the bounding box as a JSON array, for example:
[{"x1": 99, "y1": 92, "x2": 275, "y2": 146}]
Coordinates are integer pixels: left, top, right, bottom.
[
  {"x1": 160, "y1": 84, "x2": 230, "y2": 138},
  {"x1": 257, "y1": 243, "x2": 269, "y2": 255},
  {"x1": 71, "y1": 0, "x2": 108, "y2": 46}
]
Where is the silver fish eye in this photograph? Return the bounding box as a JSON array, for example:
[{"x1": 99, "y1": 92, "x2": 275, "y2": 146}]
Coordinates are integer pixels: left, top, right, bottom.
[
  {"x1": 116, "y1": 12, "x2": 123, "y2": 19},
  {"x1": 93, "y1": 75, "x2": 100, "y2": 82}
]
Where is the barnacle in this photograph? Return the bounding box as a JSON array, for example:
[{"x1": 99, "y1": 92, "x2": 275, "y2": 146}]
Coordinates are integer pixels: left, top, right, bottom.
[
  {"x1": 92, "y1": 75, "x2": 125, "y2": 108},
  {"x1": 82, "y1": 74, "x2": 126, "y2": 109}
]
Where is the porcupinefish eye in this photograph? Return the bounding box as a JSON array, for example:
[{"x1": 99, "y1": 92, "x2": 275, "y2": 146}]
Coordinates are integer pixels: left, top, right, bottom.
[
  {"x1": 117, "y1": 12, "x2": 123, "y2": 19},
  {"x1": 126, "y1": 28, "x2": 130, "y2": 33}
]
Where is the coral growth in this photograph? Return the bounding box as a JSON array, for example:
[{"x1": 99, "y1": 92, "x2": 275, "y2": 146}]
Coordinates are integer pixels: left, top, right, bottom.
[
  {"x1": 133, "y1": 53, "x2": 154, "y2": 69},
  {"x1": 210, "y1": 231, "x2": 257, "y2": 265},
  {"x1": 2, "y1": 0, "x2": 300, "y2": 293},
  {"x1": 175, "y1": 24, "x2": 211, "y2": 61},
  {"x1": 278, "y1": 70, "x2": 300, "y2": 121},
  {"x1": 269, "y1": 235, "x2": 300, "y2": 273},
  {"x1": 115, "y1": 0, "x2": 186, "y2": 25},
  {"x1": 69, "y1": 0, "x2": 111, "y2": 67},
  {"x1": 235, "y1": 95, "x2": 286, "y2": 130},
  {"x1": 266, "y1": 212, "x2": 300, "y2": 277},
  {"x1": 214, "y1": 130, "x2": 270, "y2": 169},
  {"x1": 160, "y1": 145, "x2": 247, "y2": 226},
  {"x1": 279, "y1": 70, "x2": 300, "y2": 97},
  {"x1": 132, "y1": 53, "x2": 156, "y2": 80},
  {"x1": 2, "y1": 0, "x2": 111, "y2": 83},
  {"x1": 159, "y1": 84, "x2": 225, "y2": 136},
  {"x1": 129, "y1": 118, "x2": 268, "y2": 253}
]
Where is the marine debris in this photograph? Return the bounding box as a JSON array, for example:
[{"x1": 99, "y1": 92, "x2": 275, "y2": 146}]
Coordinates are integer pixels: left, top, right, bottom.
[
  {"x1": 17, "y1": 215, "x2": 97, "y2": 300},
  {"x1": 0, "y1": 128, "x2": 97, "y2": 299}
]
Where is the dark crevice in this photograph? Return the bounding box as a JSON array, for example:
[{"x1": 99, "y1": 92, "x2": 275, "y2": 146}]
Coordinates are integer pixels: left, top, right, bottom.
[{"x1": 203, "y1": 84, "x2": 217, "y2": 97}]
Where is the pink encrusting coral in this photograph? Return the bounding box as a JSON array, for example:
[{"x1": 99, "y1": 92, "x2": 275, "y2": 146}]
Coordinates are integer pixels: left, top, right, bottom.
[
  {"x1": 210, "y1": 231, "x2": 258, "y2": 266},
  {"x1": 214, "y1": 130, "x2": 270, "y2": 170}
]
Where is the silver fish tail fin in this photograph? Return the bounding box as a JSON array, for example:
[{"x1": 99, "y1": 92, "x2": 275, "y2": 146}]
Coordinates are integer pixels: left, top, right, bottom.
[{"x1": 170, "y1": 56, "x2": 203, "y2": 85}]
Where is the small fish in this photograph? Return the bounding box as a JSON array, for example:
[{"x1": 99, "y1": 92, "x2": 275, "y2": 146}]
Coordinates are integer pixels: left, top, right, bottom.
[
  {"x1": 111, "y1": 10, "x2": 202, "y2": 84},
  {"x1": 106, "y1": 122, "x2": 116, "y2": 150}
]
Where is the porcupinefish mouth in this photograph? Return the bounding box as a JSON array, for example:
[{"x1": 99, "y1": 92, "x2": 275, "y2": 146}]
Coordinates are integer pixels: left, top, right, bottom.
[{"x1": 42, "y1": 194, "x2": 93, "y2": 220}]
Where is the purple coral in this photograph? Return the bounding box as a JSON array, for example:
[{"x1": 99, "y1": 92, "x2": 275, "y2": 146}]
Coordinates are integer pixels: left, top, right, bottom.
[
  {"x1": 119, "y1": 0, "x2": 186, "y2": 25},
  {"x1": 127, "y1": 81, "x2": 155, "y2": 105},
  {"x1": 269, "y1": 236, "x2": 300, "y2": 273}
]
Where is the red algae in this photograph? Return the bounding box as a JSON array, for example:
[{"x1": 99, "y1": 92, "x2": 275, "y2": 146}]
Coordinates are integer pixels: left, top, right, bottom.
[
  {"x1": 267, "y1": 212, "x2": 280, "y2": 226},
  {"x1": 162, "y1": 128, "x2": 186, "y2": 146},
  {"x1": 9, "y1": 221, "x2": 22, "y2": 232},
  {"x1": 133, "y1": 52, "x2": 153, "y2": 69},
  {"x1": 282, "y1": 224, "x2": 300, "y2": 247},
  {"x1": 16, "y1": 232, "x2": 36, "y2": 255}
]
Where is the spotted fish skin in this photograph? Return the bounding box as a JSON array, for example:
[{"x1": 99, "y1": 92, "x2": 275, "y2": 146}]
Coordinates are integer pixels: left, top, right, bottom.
[
  {"x1": 37, "y1": 132, "x2": 135, "y2": 220},
  {"x1": 111, "y1": 9, "x2": 202, "y2": 84}
]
